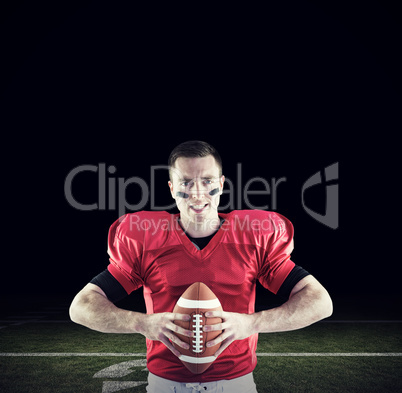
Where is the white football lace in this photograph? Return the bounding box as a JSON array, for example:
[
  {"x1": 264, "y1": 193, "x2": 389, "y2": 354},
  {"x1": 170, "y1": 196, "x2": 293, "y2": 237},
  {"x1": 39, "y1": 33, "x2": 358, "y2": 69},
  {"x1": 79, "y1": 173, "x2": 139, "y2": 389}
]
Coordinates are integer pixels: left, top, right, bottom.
[{"x1": 192, "y1": 314, "x2": 203, "y2": 353}]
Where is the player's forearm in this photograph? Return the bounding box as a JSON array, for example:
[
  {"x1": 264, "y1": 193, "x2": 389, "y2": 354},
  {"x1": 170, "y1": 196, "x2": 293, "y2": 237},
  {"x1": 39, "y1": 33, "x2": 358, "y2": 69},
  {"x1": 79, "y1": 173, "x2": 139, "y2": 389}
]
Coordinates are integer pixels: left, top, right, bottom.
[
  {"x1": 255, "y1": 276, "x2": 333, "y2": 333},
  {"x1": 69, "y1": 284, "x2": 145, "y2": 334}
]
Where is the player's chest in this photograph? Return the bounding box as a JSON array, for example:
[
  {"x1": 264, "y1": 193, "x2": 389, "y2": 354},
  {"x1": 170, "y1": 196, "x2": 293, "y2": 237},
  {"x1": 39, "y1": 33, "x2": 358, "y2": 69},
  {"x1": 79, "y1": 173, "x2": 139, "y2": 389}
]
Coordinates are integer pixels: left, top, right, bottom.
[{"x1": 142, "y1": 244, "x2": 259, "y2": 297}]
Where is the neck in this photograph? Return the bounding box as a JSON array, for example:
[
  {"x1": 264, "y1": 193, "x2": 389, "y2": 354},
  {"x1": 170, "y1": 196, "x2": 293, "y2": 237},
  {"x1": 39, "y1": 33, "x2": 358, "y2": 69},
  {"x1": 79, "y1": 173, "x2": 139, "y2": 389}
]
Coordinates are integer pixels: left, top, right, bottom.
[{"x1": 179, "y1": 214, "x2": 221, "y2": 238}]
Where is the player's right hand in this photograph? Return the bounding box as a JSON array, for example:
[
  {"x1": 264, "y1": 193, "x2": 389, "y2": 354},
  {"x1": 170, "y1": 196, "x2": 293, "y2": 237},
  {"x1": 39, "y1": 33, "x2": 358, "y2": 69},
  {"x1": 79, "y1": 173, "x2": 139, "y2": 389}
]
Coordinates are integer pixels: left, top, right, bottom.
[{"x1": 138, "y1": 312, "x2": 193, "y2": 357}]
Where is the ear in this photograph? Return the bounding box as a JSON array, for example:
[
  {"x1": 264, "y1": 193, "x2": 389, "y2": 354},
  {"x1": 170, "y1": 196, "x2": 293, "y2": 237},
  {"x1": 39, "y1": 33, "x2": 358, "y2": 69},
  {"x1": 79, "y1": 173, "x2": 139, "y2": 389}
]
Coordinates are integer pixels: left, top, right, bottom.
[
  {"x1": 168, "y1": 180, "x2": 175, "y2": 199},
  {"x1": 219, "y1": 175, "x2": 225, "y2": 195}
]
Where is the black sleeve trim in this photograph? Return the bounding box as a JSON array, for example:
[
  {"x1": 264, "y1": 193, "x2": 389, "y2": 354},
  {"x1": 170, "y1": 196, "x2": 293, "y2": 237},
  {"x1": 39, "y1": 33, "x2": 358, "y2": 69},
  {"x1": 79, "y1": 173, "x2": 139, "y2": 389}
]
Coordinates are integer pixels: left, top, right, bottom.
[
  {"x1": 277, "y1": 265, "x2": 310, "y2": 300},
  {"x1": 90, "y1": 269, "x2": 128, "y2": 303}
]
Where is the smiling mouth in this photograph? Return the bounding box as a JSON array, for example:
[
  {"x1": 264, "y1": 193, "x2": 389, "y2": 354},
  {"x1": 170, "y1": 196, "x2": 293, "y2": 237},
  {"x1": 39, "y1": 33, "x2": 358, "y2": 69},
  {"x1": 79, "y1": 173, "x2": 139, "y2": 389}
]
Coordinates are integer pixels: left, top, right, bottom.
[{"x1": 190, "y1": 204, "x2": 208, "y2": 213}]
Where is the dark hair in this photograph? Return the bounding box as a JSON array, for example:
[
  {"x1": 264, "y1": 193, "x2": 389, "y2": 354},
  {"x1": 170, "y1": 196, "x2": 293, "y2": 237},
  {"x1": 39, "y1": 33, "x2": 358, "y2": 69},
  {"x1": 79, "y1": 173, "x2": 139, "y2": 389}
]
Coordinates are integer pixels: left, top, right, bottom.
[{"x1": 168, "y1": 140, "x2": 223, "y2": 178}]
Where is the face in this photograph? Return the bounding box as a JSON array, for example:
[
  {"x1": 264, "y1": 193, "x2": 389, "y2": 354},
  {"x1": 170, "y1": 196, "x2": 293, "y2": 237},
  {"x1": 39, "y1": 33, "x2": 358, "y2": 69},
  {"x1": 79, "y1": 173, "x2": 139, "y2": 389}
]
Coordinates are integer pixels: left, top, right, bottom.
[{"x1": 168, "y1": 155, "x2": 225, "y2": 226}]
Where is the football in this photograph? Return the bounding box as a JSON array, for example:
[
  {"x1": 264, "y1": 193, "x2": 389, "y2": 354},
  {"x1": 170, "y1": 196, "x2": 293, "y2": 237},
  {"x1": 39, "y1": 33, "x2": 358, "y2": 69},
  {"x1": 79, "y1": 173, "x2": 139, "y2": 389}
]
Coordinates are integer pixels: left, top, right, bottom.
[{"x1": 172, "y1": 282, "x2": 223, "y2": 374}]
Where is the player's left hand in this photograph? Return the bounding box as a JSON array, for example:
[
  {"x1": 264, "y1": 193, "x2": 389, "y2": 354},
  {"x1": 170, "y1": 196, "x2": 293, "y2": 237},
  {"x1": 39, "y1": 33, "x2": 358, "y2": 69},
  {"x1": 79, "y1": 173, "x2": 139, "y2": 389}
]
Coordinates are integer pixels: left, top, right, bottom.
[{"x1": 203, "y1": 311, "x2": 258, "y2": 358}]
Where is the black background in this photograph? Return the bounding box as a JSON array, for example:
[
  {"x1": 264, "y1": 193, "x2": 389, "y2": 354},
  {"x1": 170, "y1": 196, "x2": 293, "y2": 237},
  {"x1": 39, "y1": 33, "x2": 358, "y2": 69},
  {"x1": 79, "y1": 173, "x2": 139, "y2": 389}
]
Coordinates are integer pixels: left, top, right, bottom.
[{"x1": 1, "y1": 2, "x2": 401, "y2": 315}]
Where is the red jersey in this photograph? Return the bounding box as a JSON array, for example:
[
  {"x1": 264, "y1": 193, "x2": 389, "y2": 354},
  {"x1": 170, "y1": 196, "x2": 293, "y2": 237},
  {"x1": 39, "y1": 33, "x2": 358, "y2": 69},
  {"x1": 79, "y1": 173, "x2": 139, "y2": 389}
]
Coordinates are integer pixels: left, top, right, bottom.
[{"x1": 107, "y1": 210, "x2": 295, "y2": 383}]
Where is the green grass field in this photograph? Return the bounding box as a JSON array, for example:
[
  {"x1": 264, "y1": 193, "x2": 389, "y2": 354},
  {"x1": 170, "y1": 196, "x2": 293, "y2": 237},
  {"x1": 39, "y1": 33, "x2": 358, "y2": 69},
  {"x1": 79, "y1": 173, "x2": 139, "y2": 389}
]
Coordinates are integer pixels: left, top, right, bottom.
[{"x1": 1, "y1": 296, "x2": 401, "y2": 392}]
